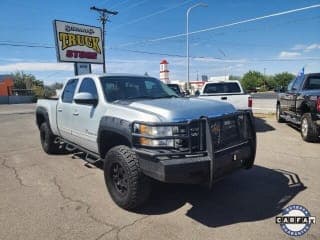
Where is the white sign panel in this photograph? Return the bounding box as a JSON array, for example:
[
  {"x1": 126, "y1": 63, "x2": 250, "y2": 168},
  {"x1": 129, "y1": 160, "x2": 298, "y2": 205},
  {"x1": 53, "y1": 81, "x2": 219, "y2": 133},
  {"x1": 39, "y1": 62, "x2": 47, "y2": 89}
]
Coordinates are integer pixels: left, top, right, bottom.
[
  {"x1": 74, "y1": 63, "x2": 92, "y2": 75},
  {"x1": 53, "y1": 20, "x2": 103, "y2": 64}
]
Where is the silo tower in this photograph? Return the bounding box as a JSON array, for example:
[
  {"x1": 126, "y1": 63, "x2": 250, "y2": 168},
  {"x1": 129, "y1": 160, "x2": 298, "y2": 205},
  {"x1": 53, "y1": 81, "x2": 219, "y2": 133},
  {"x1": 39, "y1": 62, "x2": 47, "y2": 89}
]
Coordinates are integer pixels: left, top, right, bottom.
[{"x1": 160, "y1": 59, "x2": 169, "y2": 83}]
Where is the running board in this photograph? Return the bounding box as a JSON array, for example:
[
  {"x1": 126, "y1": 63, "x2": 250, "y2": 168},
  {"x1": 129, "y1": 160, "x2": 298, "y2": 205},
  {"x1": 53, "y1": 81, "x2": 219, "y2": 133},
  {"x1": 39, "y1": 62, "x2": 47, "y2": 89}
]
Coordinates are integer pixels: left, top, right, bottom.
[
  {"x1": 281, "y1": 114, "x2": 301, "y2": 125},
  {"x1": 56, "y1": 138, "x2": 103, "y2": 165}
]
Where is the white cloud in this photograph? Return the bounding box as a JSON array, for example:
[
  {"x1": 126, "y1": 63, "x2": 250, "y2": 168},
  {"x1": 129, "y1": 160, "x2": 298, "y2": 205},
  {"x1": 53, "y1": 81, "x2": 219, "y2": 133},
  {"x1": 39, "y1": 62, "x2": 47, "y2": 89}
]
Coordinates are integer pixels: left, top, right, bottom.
[
  {"x1": 278, "y1": 51, "x2": 301, "y2": 59},
  {"x1": 193, "y1": 57, "x2": 247, "y2": 63},
  {"x1": 291, "y1": 43, "x2": 320, "y2": 52},
  {"x1": 305, "y1": 44, "x2": 320, "y2": 52},
  {"x1": 0, "y1": 62, "x2": 73, "y2": 72}
]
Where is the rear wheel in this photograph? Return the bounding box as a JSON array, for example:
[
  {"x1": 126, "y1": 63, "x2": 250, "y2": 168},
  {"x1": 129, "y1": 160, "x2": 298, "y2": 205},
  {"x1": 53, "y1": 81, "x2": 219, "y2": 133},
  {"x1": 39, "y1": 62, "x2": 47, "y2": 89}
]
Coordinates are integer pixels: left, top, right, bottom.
[
  {"x1": 40, "y1": 122, "x2": 62, "y2": 154},
  {"x1": 104, "y1": 145, "x2": 151, "y2": 210},
  {"x1": 301, "y1": 113, "x2": 319, "y2": 142},
  {"x1": 276, "y1": 104, "x2": 285, "y2": 123}
]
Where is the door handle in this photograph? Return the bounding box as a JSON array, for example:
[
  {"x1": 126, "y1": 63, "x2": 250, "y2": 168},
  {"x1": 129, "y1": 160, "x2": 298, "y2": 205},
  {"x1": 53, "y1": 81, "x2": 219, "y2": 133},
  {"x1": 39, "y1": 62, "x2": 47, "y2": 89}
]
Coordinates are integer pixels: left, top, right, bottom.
[
  {"x1": 57, "y1": 108, "x2": 63, "y2": 112},
  {"x1": 73, "y1": 111, "x2": 79, "y2": 116},
  {"x1": 221, "y1": 96, "x2": 227, "y2": 100}
]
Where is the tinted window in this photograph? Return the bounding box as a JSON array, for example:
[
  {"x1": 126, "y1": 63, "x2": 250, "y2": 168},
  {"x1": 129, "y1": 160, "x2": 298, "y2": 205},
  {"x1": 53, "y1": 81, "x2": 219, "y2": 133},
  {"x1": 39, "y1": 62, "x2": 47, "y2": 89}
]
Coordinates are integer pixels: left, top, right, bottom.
[
  {"x1": 100, "y1": 77, "x2": 177, "y2": 102},
  {"x1": 62, "y1": 79, "x2": 78, "y2": 103},
  {"x1": 287, "y1": 79, "x2": 295, "y2": 91},
  {"x1": 304, "y1": 76, "x2": 320, "y2": 90},
  {"x1": 203, "y1": 82, "x2": 241, "y2": 94},
  {"x1": 167, "y1": 84, "x2": 182, "y2": 95},
  {"x1": 78, "y1": 78, "x2": 98, "y2": 98}
]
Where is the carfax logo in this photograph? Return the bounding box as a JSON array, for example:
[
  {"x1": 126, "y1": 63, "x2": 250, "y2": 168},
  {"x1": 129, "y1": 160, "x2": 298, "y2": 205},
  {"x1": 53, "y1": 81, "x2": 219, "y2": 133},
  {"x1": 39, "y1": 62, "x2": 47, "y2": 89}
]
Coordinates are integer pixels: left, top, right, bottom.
[{"x1": 276, "y1": 205, "x2": 316, "y2": 236}]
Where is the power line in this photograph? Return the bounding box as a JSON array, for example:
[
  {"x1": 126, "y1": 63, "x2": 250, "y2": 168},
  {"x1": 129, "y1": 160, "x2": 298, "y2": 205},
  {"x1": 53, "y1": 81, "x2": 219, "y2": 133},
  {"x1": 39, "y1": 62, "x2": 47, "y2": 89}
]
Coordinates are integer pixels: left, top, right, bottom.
[
  {"x1": 110, "y1": 47, "x2": 320, "y2": 63},
  {"x1": 1, "y1": 41, "x2": 320, "y2": 63},
  {"x1": 110, "y1": 47, "x2": 223, "y2": 59},
  {"x1": 0, "y1": 43, "x2": 54, "y2": 49},
  {"x1": 112, "y1": 0, "x2": 194, "y2": 30},
  {"x1": 115, "y1": 4, "x2": 320, "y2": 47}
]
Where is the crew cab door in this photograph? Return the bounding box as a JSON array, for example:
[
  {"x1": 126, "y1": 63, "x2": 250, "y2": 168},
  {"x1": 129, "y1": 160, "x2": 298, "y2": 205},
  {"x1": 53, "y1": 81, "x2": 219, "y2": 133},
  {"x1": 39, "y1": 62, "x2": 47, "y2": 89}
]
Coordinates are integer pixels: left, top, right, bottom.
[
  {"x1": 71, "y1": 77, "x2": 104, "y2": 153},
  {"x1": 289, "y1": 75, "x2": 304, "y2": 115},
  {"x1": 57, "y1": 78, "x2": 79, "y2": 141},
  {"x1": 280, "y1": 79, "x2": 295, "y2": 114}
]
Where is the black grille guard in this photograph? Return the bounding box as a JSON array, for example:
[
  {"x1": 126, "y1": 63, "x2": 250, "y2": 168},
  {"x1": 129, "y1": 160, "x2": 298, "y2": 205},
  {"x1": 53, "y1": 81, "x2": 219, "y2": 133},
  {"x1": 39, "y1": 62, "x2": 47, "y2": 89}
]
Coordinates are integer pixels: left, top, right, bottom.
[{"x1": 132, "y1": 110, "x2": 257, "y2": 187}]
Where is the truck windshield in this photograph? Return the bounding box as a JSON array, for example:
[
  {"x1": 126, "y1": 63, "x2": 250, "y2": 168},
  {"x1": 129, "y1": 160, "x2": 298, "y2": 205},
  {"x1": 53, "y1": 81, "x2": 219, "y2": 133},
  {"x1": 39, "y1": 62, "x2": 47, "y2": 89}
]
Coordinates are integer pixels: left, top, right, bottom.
[
  {"x1": 167, "y1": 84, "x2": 182, "y2": 95},
  {"x1": 203, "y1": 82, "x2": 241, "y2": 94},
  {"x1": 100, "y1": 76, "x2": 178, "y2": 102}
]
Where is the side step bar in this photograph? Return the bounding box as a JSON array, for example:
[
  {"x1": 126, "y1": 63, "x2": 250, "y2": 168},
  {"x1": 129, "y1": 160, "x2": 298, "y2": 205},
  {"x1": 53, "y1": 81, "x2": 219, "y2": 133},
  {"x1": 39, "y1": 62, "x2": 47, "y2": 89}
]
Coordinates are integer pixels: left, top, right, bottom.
[
  {"x1": 56, "y1": 138, "x2": 103, "y2": 165},
  {"x1": 280, "y1": 114, "x2": 301, "y2": 125}
]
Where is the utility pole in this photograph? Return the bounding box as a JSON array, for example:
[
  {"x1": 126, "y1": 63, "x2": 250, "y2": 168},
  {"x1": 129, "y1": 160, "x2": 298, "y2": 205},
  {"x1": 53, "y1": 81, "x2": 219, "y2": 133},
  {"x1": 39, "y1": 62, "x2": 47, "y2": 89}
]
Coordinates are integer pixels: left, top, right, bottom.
[
  {"x1": 90, "y1": 6, "x2": 118, "y2": 73},
  {"x1": 263, "y1": 67, "x2": 266, "y2": 90}
]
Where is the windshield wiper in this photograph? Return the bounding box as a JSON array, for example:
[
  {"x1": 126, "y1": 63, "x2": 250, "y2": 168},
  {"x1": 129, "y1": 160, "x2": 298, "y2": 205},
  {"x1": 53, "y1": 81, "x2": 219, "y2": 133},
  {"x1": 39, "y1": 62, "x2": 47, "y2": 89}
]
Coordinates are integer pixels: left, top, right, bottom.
[
  {"x1": 126, "y1": 95, "x2": 154, "y2": 100},
  {"x1": 155, "y1": 95, "x2": 179, "y2": 99}
]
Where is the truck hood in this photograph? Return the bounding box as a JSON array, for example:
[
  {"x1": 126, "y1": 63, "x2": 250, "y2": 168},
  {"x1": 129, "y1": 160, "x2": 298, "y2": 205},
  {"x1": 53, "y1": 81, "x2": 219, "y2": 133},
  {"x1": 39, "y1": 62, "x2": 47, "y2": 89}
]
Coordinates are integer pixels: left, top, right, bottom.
[{"x1": 120, "y1": 97, "x2": 236, "y2": 122}]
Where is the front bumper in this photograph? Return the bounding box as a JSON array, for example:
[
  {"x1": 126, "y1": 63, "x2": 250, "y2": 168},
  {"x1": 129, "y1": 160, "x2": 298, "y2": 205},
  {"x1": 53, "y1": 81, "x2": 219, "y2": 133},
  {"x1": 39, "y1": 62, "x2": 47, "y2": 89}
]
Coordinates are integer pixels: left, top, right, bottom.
[{"x1": 135, "y1": 139, "x2": 254, "y2": 184}]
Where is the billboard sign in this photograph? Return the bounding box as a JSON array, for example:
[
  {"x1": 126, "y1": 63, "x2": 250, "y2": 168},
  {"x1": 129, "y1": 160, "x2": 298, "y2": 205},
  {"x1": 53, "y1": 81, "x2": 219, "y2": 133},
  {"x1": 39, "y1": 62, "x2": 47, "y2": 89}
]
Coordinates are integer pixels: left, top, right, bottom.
[{"x1": 53, "y1": 20, "x2": 103, "y2": 64}]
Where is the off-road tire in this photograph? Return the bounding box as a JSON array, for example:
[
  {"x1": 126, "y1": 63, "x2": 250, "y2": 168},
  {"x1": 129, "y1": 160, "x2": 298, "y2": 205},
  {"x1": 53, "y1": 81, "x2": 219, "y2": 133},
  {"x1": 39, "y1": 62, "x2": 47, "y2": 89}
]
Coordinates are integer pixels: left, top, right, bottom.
[
  {"x1": 276, "y1": 104, "x2": 285, "y2": 123},
  {"x1": 104, "y1": 145, "x2": 151, "y2": 210},
  {"x1": 301, "y1": 113, "x2": 319, "y2": 142},
  {"x1": 40, "y1": 122, "x2": 62, "y2": 154}
]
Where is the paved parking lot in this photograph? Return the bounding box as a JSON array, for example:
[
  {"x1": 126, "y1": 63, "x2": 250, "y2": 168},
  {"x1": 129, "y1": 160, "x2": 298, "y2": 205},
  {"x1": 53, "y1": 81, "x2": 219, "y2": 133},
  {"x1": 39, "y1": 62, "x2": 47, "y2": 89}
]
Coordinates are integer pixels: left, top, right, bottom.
[{"x1": 0, "y1": 108, "x2": 319, "y2": 240}]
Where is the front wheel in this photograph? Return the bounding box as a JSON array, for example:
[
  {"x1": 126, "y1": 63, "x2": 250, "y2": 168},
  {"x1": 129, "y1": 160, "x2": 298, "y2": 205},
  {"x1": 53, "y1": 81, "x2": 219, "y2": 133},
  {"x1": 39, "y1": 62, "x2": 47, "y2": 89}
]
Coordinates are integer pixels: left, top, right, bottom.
[
  {"x1": 301, "y1": 113, "x2": 319, "y2": 142},
  {"x1": 104, "y1": 145, "x2": 151, "y2": 210},
  {"x1": 276, "y1": 104, "x2": 285, "y2": 123}
]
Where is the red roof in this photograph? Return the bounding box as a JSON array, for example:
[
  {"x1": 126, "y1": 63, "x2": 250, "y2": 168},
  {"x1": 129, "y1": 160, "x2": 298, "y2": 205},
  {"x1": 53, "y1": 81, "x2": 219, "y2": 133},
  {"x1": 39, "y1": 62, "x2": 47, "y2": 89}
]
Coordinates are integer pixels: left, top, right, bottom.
[{"x1": 160, "y1": 59, "x2": 168, "y2": 64}]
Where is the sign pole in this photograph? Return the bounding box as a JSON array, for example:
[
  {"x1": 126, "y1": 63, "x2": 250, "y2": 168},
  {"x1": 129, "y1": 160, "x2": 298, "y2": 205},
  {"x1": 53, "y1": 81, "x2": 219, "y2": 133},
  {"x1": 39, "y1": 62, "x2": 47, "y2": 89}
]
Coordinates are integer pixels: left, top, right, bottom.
[{"x1": 90, "y1": 6, "x2": 118, "y2": 73}]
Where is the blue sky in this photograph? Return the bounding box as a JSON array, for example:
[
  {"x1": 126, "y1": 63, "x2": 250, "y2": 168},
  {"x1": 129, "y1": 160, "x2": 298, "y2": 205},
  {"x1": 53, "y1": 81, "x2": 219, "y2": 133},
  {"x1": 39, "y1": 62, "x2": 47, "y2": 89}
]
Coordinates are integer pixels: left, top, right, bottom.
[{"x1": 0, "y1": 0, "x2": 319, "y2": 84}]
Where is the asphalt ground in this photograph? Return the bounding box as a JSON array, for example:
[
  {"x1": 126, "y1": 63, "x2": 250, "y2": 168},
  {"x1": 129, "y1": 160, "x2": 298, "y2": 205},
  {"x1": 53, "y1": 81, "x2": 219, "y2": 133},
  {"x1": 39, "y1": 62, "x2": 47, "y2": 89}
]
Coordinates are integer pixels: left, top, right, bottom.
[{"x1": 0, "y1": 106, "x2": 319, "y2": 240}]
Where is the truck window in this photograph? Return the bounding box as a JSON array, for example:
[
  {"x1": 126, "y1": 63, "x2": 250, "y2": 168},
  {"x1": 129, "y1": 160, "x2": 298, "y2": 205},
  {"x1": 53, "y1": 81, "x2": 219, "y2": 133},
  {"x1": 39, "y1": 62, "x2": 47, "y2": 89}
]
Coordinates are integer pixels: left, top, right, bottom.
[
  {"x1": 304, "y1": 76, "x2": 320, "y2": 90},
  {"x1": 203, "y1": 82, "x2": 241, "y2": 94},
  {"x1": 292, "y1": 76, "x2": 304, "y2": 90},
  {"x1": 100, "y1": 77, "x2": 177, "y2": 102},
  {"x1": 287, "y1": 79, "x2": 295, "y2": 91},
  {"x1": 78, "y1": 78, "x2": 98, "y2": 98},
  {"x1": 62, "y1": 79, "x2": 78, "y2": 103}
]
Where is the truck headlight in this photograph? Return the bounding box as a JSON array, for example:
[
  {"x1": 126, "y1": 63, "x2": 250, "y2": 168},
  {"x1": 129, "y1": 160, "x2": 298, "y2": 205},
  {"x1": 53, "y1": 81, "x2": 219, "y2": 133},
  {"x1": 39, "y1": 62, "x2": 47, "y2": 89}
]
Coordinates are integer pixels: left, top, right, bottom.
[
  {"x1": 133, "y1": 123, "x2": 178, "y2": 137},
  {"x1": 139, "y1": 138, "x2": 174, "y2": 147},
  {"x1": 133, "y1": 123, "x2": 183, "y2": 147}
]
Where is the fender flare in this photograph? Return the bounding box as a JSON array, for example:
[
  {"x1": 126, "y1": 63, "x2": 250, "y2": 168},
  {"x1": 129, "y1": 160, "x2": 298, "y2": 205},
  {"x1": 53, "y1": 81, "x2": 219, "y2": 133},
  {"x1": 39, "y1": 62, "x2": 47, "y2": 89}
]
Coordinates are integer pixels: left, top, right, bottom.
[{"x1": 97, "y1": 116, "x2": 132, "y2": 158}]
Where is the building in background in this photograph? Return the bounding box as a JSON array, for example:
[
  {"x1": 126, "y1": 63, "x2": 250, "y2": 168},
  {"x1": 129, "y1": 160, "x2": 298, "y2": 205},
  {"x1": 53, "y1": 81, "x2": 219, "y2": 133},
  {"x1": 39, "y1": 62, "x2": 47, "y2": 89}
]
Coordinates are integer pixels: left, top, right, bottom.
[
  {"x1": 209, "y1": 75, "x2": 229, "y2": 81},
  {"x1": 0, "y1": 75, "x2": 14, "y2": 96},
  {"x1": 159, "y1": 59, "x2": 169, "y2": 83}
]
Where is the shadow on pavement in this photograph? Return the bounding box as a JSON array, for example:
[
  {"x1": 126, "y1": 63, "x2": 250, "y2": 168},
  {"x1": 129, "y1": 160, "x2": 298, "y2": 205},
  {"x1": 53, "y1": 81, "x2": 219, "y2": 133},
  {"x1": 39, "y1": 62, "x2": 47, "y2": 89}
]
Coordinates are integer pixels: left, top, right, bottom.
[
  {"x1": 137, "y1": 166, "x2": 305, "y2": 228},
  {"x1": 254, "y1": 117, "x2": 275, "y2": 132}
]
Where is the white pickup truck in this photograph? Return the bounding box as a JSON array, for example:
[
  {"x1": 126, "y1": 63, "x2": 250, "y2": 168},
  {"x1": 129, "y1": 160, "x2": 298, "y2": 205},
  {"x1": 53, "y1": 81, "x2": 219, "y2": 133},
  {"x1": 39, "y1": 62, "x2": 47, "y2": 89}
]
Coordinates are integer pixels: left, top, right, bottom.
[
  {"x1": 198, "y1": 80, "x2": 252, "y2": 110},
  {"x1": 36, "y1": 74, "x2": 256, "y2": 210}
]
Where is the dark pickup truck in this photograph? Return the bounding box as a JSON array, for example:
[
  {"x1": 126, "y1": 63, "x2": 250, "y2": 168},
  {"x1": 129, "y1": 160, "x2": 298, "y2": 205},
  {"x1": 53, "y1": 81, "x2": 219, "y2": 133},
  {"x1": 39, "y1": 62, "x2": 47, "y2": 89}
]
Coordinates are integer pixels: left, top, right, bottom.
[{"x1": 276, "y1": 73, "x2": 320, "y2": 142}]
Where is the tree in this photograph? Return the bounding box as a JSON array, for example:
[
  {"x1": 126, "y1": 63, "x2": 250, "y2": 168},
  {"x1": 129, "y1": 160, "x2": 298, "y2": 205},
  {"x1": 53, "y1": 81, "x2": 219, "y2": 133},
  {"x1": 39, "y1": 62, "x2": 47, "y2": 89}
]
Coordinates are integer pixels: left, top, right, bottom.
[
  {"x1": 265, "y1": 76, "x2": 276, "y2": 90},
  {"x1": 229, "y1": 75, "x2": 241, "y2": 80},
  {"x1": 11, "y1": 71, "x2": 44, "y2": 89},
  {"x1": 273, "y1": 72, "x2": 295, "y2": 88},
  {"x1": 241, "y1": 71, "x2": 265, "y2": 91}
]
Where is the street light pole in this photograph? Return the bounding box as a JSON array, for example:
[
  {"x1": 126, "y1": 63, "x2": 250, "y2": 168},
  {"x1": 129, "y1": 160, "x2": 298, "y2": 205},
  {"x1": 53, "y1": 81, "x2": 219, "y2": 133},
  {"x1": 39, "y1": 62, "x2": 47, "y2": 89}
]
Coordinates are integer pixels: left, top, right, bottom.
[
  {"x1": 90, "y1": 6, "x2": 118, "y2": 73},
  {"x1": 186, "y1": 3, "x2": 207, "y2": 91}
]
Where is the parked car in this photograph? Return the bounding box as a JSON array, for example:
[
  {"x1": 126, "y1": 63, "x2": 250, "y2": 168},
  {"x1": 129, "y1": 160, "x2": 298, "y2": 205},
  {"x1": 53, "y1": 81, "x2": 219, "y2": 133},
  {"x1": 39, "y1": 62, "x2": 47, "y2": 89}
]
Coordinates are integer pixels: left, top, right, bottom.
[
  {"x1": 277, "y1": 73, "x2": 320, "y2": 142},
  {"x1": 197, "y1": 80, "x2": 252, "y2": 110},
  {"x1": 167, "y1": 83, "x2": 184, "y2": 96},
  {"x1": 36, "y1": 74, "x2": 256, "y2": 210}
]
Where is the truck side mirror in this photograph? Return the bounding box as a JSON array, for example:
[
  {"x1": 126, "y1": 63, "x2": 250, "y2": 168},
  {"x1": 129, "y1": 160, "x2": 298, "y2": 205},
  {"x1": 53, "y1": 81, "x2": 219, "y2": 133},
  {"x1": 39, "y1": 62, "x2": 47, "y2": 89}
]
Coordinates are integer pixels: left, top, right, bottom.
[{"x1": 74, "y1": 92, "x2": 98, "y2": 105}]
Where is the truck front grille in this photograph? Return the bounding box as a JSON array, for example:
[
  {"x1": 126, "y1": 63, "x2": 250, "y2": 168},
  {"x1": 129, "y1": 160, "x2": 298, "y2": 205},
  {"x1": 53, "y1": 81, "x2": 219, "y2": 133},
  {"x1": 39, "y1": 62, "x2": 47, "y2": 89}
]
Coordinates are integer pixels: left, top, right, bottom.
[{"x1": 209, "y1": 113, "x2": 252, "y2": 151}]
